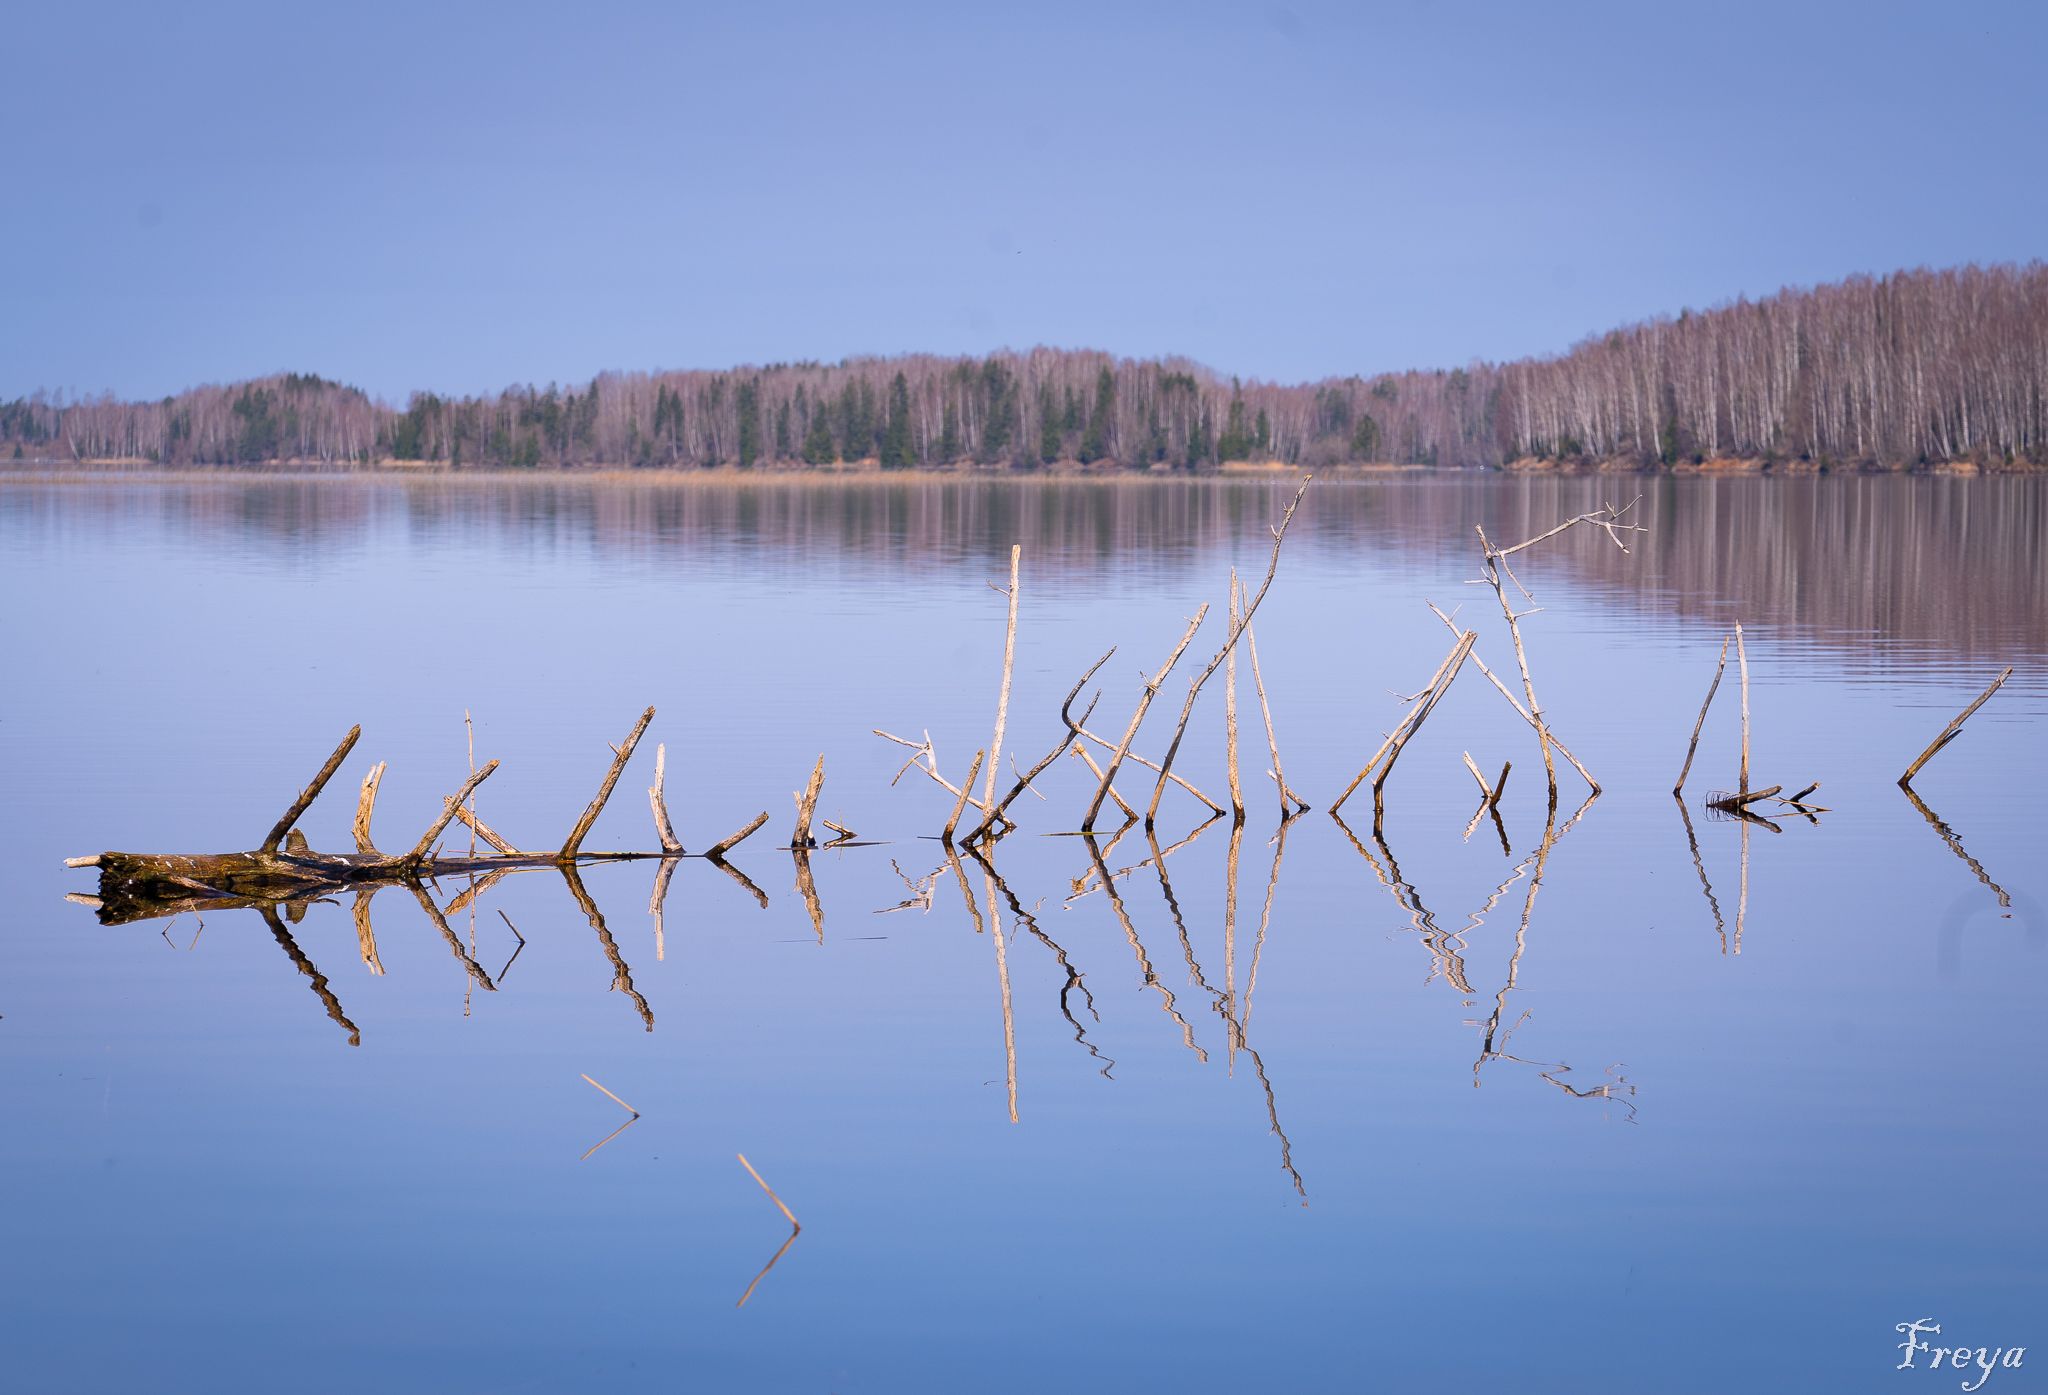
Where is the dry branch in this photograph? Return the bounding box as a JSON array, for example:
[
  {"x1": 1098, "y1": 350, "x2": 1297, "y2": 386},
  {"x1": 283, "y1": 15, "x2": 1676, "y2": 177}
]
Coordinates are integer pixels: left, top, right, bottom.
[
  {"x1": 1329, "y1": 629, "x2": 1476, "y2": 816},
  {"x1": 1674, "y1": 635, "x2": 1730, "y2": 795},
  {"x1": 562, "y1": 707, "x2": 655, "y2": 859},
  {"x1": 790, "y1": 755, "x2": 825, "y2": 848},
  {"x1": 352, "y1": 761, "x2": 386, "y2": 854},
  {"x1": 649, "y1": 742, "x2": 683, "y2": 853},
  {"x1": 983, "y1": 545, "x2": 1021, "y2": 808},
  {"x1": 1082, "y1": 606, "x2": 1211, "y2": 832},
  {"x1": 706, "y1": 811, "x2": 770, "y2": 860},
  {"x1": 1899, "y1": 667, "x2": 2014, "y2": 787},
  {"x1": 1143, "y1": 477, "x2": 1309, "y2": 825},
  {"x1": 262, "y1": 725, "x2": 362, "y2": 853}
]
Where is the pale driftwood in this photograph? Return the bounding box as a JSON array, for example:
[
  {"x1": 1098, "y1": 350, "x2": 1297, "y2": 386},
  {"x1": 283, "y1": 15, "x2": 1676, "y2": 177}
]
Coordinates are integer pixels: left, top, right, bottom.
[
  {"x1": 966, "y1": 650, "x2": 1116, "y2": 842},
  {"x1": 790, "y1": 755, "x2": 825, "y2": 848},
  {"x1": 352, "y1": 761, "x2": 387, "y2": 854},
  {"x1": 262, "y1": 725, "x2": 362, "y2": 853},
  {"x1": 649, "y1": 742, "x2": 683, "y2": 853},
  {"x1": 1082, "y1": 605, "x2": 1210, "y2": 832},
  {"x1": 1425, "y1": 603, "x2": 1598, "y2": 791},
  {"x1": 944, "y1": 751, "x2": 985, "y2": 844},
  {"x1": 1329, "y1": 629, "x2": 1477, "y2": 816},
  {"x1": 1735, "y1": 623, "x2": 1751, "y2": 797},
  {"x1": 983, "y1": 544, "x2": 1021, "y2": 808},
  {"x1": 452, "y1": 805, "x2": 519, "y2": 856},
  {"x1": 1711, "y1": 783, "x2": 1782, "y2": 811},
  {"x1": 1462, "y1": 752, "x2": 1491, "y2": 799},
  {"x1": 738, "y1": 1153, "x2": 800, "y2": 1230},
  {"x1": 873, "y1": 728, "x2": 1015, "y2": 831},
  {"x1": 581, "y1": 1073, "x2": 639, "y2": 1117},
  {"x1": 1244, "y1": 585, "x2": 1307, "y2": 816},
  {"x1": 1225, "y1": 569, "x2": 1244, "y2": 820},
  {"x1": 1674, "y1": 635, "x2": 1729, "y2": 795},
  {"x1": 1143, "y1": 477, "x2": 1310, "y2": 826},
  {"x1": 1070, "y1": 742, "x2": 1135, "y2": 821},
  {"x1": 1899, "y1": 667, "x2": 2014, "y2": 787},
  {"x1": 406, "y1": 761, "x2": 501, "y2": 862},
  {"x1": 562, "y1": 707, "x2": 655, "y2": 859},
  {"x1": 1472, "y1": 503, "x2": 1638, "y2": 800},
  {"x1": 1077, "y1": 728, "x2": 1222, "y2": 814},
  {"x1": 705, "y1": 811, "x2": 770, "y2": 860}
]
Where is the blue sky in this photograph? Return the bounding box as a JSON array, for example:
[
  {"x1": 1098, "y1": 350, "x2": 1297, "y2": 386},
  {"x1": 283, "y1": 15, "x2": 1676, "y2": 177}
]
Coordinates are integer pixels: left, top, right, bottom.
[{"x1": 8, "y1": 0, "x2": 2045, "y2": 402}]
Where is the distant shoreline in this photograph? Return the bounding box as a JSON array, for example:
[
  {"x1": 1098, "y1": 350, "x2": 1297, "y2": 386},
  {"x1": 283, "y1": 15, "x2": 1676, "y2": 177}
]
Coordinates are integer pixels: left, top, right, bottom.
[{"x1": 0, "y1": 455, "x2": 2033, "y2": 482}]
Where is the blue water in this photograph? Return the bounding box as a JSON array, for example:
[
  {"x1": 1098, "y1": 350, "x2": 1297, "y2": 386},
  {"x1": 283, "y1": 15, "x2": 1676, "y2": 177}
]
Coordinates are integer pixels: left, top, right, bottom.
[{"x1": 1, "y1": 473, "x2": 2042, "y2": 1392}]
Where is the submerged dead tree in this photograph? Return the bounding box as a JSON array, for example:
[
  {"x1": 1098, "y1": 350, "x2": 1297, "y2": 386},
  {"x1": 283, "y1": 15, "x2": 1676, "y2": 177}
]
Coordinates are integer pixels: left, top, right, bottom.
[{"x1": 66, "y1": 707, "x2": 770, "y2": 926}]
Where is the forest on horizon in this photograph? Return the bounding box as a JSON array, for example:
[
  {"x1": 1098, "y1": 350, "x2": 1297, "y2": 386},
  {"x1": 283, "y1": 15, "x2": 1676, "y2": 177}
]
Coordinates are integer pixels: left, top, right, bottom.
[{"x1": 5, "y1": 263, "x2": 2044, "y2": 473}]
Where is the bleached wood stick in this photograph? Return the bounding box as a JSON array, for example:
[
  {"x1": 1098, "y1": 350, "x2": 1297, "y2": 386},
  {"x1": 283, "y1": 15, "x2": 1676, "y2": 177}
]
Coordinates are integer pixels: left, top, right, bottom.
[
  {"x1": 983, "y1": 544, "x2": 1021, "y2": 808},
  {"x1": 1674, "y1": 636, "x2": 1729, "y2": 795},
  {"x1": 1899, "y1": 667, "x2": 2013, "y2": 786},
  {"x1": 406, "y1": 761, "x2": 499, "y2": 863},
  {"x1": 944, "y1": 751, "x2": 985, "y2": 844},
  {"x1": 790, "y1": 755, "x2": 825, "y2": 848},
  {"x1": 1735, "y1": 624, "x2": 1751, "y2": 797},
  {"x1": 352, "y1": 761, "x2": 387, "y2": 854},
  {"x1": 1082, "y1": 606, "x2": 1210, "y2": 831},
  {"x1": 648, "y1": 742, "x2": 682, "y2": 853},
  {"x1": 562, "y1": 707, "x2": 655, "y2": 859},
  {"x1": 705, "y1": 811, "x2": 770, "y2": 859}
]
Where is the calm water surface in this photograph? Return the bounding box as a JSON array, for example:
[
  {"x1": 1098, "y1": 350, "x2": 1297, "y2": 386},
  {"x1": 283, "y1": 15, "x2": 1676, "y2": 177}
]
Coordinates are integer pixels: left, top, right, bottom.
[{"x1": 2, "y1": 473, "x2": 2043, "y2": 1393}]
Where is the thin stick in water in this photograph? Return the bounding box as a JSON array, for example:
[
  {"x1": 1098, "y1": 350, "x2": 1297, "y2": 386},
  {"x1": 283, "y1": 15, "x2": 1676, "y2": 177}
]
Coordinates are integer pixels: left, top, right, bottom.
[
  {"x1": 581, "y1": 1072, "x2": 640, "y2": 1117},
  {"x1": 1899, "y1": 667, "x2": 2014, "y2": 787},
  {"x1": 1674, "y1": 635, "x2": 1729, "y2": 795},
  {"x1": 983, "y1": 544, "x2": 1021, "y2": 808}
]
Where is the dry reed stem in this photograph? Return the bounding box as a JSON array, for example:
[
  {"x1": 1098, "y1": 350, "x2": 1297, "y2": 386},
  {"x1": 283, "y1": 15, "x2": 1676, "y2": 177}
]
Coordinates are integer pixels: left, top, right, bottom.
[
  {"x1": 1077, "y1": 728, "x2": 1220, "y2": 812},
  {"x1": 1673, "y1": 635, "x2": 1730, "y2": 794},
  {"x1": 452, "y1": 805, "x2": 518, "y2": 855},
  {"x1": 1143, "y1": 477, "x2": 1310, "y2": 825},
  {"x1": 580, "y1": 1073, "x2": 640, "y2": 1116},
  {"x1": 1425, "y1": 602, "x2": 1597, "y2": 790},
  {"x1": 649, "y1": 743, "x2": 683, "y2": 853},
  {"x1": 968, "y1": 649, "x2": 1116, "y2": 840},
  {"x1": 1243, "y1": 584, "x2": 1307, "y2": 815},
  {"x1": 352, "y1": 761, "x2": 386, "y2": 854},
  {"x1": 737, "y1": 1153, "x2": 801, "y2": 1231},
  {"x1": 944, "y1": 751, "x2": 985, "y2": 844},
  {"x1": 262, "y1": 725, "x2": 362, "y2": 853},
  {"x1": 406, "y1": 760, "x2": 500, "y2": 863},
  {"x1": 1899, "y1": 666, "x2": 2014, "y2": 786},
  {"x1": 1082, "y1": 606, "x2": 1210, "y2": 831},
  {"x1": 983, "y1": 545, "x2": 1021, "y2": 808},
  {"x1": 1225, "y1": 569, "x2": 1244, "y2": 819},
  {"x1": 1069, "y1": 743, "x2": 1133, "y2": 818},
  {"x1": 1735, "y1": 624, "x2": 1751, "y2": 797},
  {"x1": 706, "y1": 811, "x2": 770, "y2": 859},
  {"x1": 1463, "y1": 752, "x2": 1491, "y2": 798},
  {"x1": 1330, "y1": 629, "x2": 1476, "y2": 815},
  {"x1": 872, "y1": 729, "x2": 1014, "y2": 829},
  {"x1": 563, "y1": 707, "x2": 655, "y2": 859}
]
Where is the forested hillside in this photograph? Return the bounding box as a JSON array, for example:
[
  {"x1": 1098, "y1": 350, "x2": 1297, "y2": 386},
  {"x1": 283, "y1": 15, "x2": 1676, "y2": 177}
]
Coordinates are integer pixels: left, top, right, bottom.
[{"x1": 6, "y1": 264, "x2": 2042, "y2": 471}]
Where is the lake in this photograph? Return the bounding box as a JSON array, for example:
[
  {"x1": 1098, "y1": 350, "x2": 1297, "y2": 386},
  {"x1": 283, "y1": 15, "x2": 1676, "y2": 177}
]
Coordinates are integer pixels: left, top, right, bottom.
[{"x1": 2, "y1": 471, "x2": 2043, "y2": 1393}]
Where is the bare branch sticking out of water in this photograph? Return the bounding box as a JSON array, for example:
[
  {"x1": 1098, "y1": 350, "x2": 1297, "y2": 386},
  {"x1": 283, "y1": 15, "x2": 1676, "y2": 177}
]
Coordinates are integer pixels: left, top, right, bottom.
[{"x1": 1899, "y1": 666, "x2": 2014, "y2": 787}]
